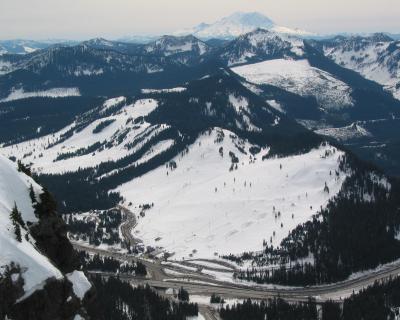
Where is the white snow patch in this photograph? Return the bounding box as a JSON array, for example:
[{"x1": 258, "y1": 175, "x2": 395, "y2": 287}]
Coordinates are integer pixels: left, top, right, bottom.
[
  {"x1": 1, "y1": 87, "x2": 81, "y2": 102},
  {"x1": 228, "y1": 94, "x2": 249, "y2": 113},
  {"x1": 142, "y1": 87, "x2": 187, "y2": 94},
  {"x1": 66, "y1": 271, "x2": 91, "y2": 299}
]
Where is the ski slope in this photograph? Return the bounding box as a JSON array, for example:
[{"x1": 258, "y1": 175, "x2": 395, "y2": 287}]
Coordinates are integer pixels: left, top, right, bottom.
[
  {"x1": 2, "y1": 98, "x2": 167, "y2": 175},
  {"x1": 232, "y1": 59, "x2": 354, "y2": 110},
  {"x1": 117, "y1": 128, "x2": 347, "y2": 260}
]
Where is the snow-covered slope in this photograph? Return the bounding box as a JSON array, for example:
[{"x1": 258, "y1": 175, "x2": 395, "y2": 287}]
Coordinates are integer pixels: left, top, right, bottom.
[
  {"x1": 1, "y1": 98, "x2": 168, "y2": 175},
  {"x1": 175, "y1": 12, "x2": 313, "y2": 39},
  {"x1": 117, "y1": 128, "x2": 346, "y2": 260},
  {"x1": 1, "y1": 71, "x2": 295, "y2": 178},
  {"x1": 232, "y1": 59, "x2": 354, "y2": 110},
  {"x1": 0, "y1": 155, "x2": 64, "y2": 299},
  {"x1": 322, "y1": 34, "x2": 400, "y2": 100}
]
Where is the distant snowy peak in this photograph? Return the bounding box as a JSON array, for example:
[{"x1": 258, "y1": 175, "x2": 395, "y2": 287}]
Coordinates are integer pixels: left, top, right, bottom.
[
  {"x1": 219, "y1": 28, "x2": 306, "y2": 66},
  {"x1": 144, "y1": 35, "x2": 211, "y2": 56},
  {"x1": 175, "y1": 12, "x2": 313, "y2": 39}
]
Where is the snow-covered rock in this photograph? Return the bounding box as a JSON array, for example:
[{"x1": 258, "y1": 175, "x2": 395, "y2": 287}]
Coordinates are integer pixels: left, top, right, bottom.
[{"x1": 219, "y1": 29, "x2": 306, "y2": 66}]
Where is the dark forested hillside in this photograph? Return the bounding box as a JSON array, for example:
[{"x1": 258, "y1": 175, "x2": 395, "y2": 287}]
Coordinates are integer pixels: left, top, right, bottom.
[
  {"x1": 0, "y1": 96, "x2": 104, "y2": 145},
  {"x1": 220, "y1": 277, "x2": 400, "y2": 320},
  {"x1": 87, "y1": 276, "x2": 198, "y2": 320}
]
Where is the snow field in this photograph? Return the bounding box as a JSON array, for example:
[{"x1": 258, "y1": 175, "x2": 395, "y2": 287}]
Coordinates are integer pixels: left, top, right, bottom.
[
  {"x1": 0, "y1": 87, "x2": 81, "y2": 102},
  {"x1": 232, "y1": 59, "x2": 354, "y2": 110},
  {"x1": 117, "y1": 128, "x2": 347, "y2": 260},
  {"x1": 66, "y1": 270, "x2": 92, "y2": 299}
]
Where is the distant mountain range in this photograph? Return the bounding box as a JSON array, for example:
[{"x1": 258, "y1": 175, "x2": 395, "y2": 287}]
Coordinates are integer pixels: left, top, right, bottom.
[
  {"x1": 1, "y1": 27, "x2": 400, "y2": 178},
  {"x1": 1, "y1": 11, "x2": 398, "y2": 52},
  {"x1": 0, "y1": 39, "x2": 78, "y2": 55}
]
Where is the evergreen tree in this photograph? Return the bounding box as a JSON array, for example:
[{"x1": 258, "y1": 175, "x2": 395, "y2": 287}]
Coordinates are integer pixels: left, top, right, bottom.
[
  {"x1": 17, "y1": 160, "x2": 31, "y2": 177},
  {"x1": 10, "y1": 205, "x2": 23, "y2": 242},
  {"x1": 135, "y1": 261, "x2": 147, "y2": 276},
  {"x1": 34, "y1": 188, "x2": 57, "y2": 218},
  {"x1": 14, "y1": 224, "x2": 22, "y2": 242},
  {"x1": 178, "y1": 287, "x2": 189, "y2": 301},
  {"x1": 11, "y1": 202, "x2": 25, "y2": 228},
  {"x1": 29, "y1": 184, "x2": 36, "y2": 204}
]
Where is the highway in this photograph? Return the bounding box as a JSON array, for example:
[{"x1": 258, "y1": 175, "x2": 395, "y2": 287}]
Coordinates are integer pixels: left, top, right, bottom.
[
  {"x1": 72, "y1": 205, "x2": 400, "y2": 319},
  {"x1": 73, "y1": 241, "x2": 400, "y2": 303}
]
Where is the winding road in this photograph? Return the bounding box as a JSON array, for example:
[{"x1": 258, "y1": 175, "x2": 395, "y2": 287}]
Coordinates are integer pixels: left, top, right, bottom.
[
  {"x1": 72, "y1": 205, "x2": 400, "y2": 319},
  {"x1": 118, "y1": 205, "x2": 141, "y2": 248}
]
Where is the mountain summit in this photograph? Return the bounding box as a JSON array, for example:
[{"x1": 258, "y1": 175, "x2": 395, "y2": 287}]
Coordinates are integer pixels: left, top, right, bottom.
[{"x1": 175, "y1": 12, "x2": 312, "y2": 39}]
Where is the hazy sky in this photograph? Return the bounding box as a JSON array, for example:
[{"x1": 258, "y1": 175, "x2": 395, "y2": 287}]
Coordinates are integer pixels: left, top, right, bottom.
[{"x1": 1, "y1": 0, "x2": 399, "y2": 40}]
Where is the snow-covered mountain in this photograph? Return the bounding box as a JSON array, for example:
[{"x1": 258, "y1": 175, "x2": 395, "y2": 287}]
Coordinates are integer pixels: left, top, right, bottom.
[
  {"x1": 0, "y1": 36, "x2": 219, "y2": 98},
  {"x1": 320, "y1": 33, "x2": 400, "y2": 100},
  {"x1": 0, "y1": 154, "x2": 91, "y2": 319},
  {"x1": 223, "y1": 29, "x2": 399, "y2": 121},
  {"x1": 175, "y1": 12, "x2": 313, "y2": 39},
  {"x1": 144, "y1": 35, "x2": 211, "y2": 57},
  {"x1": 0, "y1": 56, "x2": 400, "y2": 292},
  {"x1": 218, "y1": 28, "x2": 306, "y2": 66},
  {"x1": 2, "y1": 71, "x2": 400, "y2": 288},
  {"x1": 81, "y1": 37, "x2": 142, "y2": 54},
  {"x1": 1, "y1": 74, "x2": 348, "y2": 261},
  {"x1": 1, "y1": 29, "x2": 400, "y2": 177}
]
